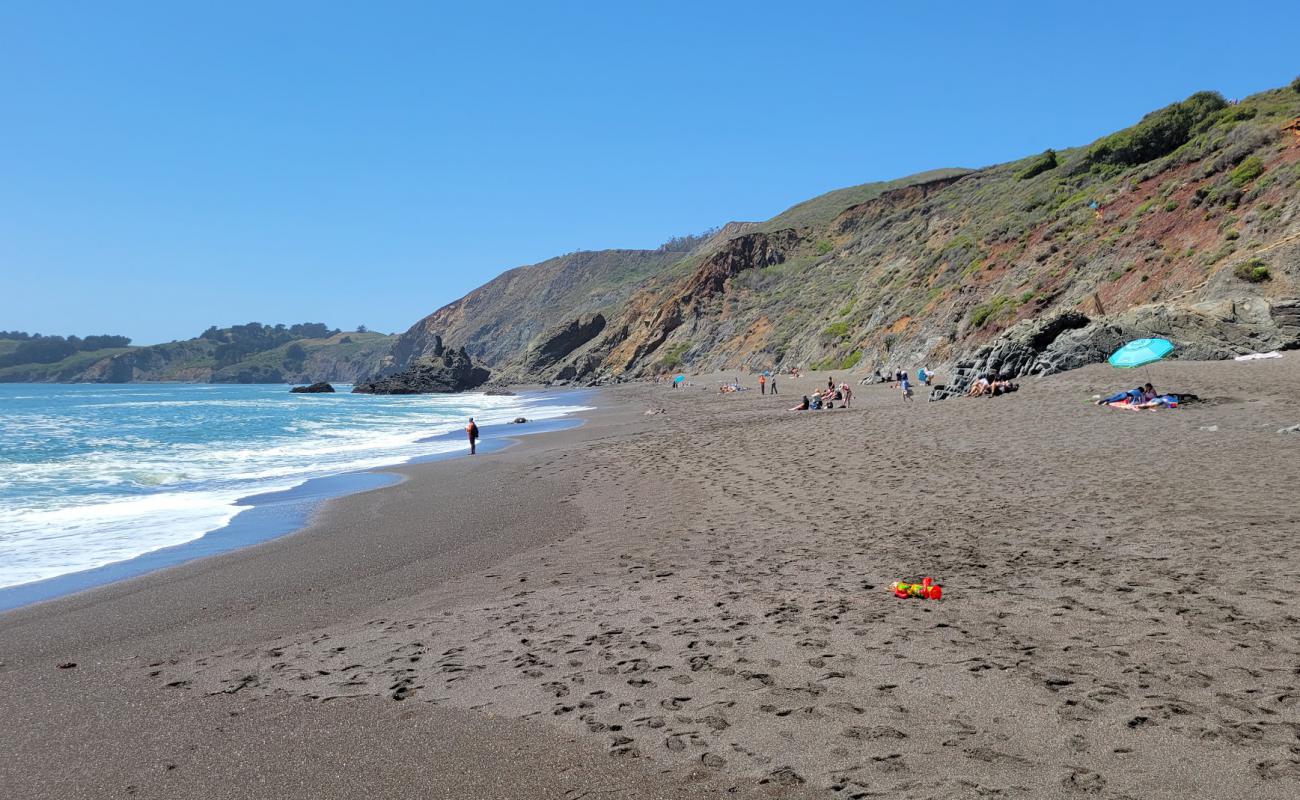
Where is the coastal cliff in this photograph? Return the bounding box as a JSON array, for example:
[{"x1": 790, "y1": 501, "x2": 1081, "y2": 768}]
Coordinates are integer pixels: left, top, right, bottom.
[{"x1": 381, "y1": 82, "x2": 1300, "y2": 384}]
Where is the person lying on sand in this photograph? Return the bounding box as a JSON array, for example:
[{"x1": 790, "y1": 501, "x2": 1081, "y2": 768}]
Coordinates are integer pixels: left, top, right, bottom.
[
  {"x1": 968, "y1": 375, "x2": 991, "y2": 397},
  {"x1": 1110, "y1": 393, "x2": 1180, "y2": 410},
  {"x1": 1097, "y1": 383, "x2": 1155, "y2": 406}
]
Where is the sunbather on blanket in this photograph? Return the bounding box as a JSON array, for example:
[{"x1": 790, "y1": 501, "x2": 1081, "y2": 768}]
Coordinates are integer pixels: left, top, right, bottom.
[
  {"x1": 1109, "y1": 393, "x2": 1180, "y2": 410},
  {"x1": 1097, "y1": 383, "x2": 1156, "y2": 406}
]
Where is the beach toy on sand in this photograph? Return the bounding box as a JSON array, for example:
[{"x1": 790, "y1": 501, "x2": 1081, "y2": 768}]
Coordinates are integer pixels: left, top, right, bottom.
[{"x1": 890, "y1": 577, "x2": 943, "y2": 600}]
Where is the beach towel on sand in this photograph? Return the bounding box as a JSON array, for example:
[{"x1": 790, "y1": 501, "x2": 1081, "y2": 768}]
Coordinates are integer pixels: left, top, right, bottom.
[{"x1": 1105, "y1": 395, "x2": 1179, "y2": 410}]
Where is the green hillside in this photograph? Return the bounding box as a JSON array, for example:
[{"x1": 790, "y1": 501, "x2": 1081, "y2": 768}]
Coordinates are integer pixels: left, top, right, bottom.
[
  {"x1": 755, "y1": 168, "x2": 973, "y2": 232},
  {"x1": 0, "y1": 325, "x2": 397, "y2": 384}
]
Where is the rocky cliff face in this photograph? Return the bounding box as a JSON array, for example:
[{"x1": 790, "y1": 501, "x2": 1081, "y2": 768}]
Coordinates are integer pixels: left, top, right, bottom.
[
  {"x1": 519, "y1": 314, "x2": 606, "y2": 377},
  {"x1": 352, "y1": 336, "x2": 489, "y2": 394},
  {"x1": 386, "y1": 83, "x2": 1300, "y2": 385},
  {"x1": 385, "y1": 249, "x2": 685, "y2": 376}
]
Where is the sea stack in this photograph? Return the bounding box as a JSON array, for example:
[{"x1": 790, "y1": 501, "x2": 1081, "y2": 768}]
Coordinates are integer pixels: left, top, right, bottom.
[
  {"x1": 352, "y1": 335, "x2": 489, "y2": 394},
  {"x1": 290, "y1": 382, "x2": 336, "y2": 393}
]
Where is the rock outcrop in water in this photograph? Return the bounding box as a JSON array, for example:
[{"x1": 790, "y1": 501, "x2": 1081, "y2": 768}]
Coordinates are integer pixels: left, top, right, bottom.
[
  {"x1": 351, "y1": 335, "x2": 489, "y2": 394},
  {"x1": 290, "y1": 382, "x2": 335, "y2": 393}
]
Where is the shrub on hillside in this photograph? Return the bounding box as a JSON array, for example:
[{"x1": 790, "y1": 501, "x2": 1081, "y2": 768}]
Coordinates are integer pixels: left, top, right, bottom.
[
  {"x1": 1233, "y1": 259, "x2": 1271, "y2": 283},
  {"x1": 657, "y1": 341, "x2": 691, "y2": 371},
  {"x1": 821, "y1": 321, "x2": 850, "y2": 341},
  {"x1": 1016, "y1": 149, "x2": 1058, "y2": 180},
  {"x1": 970, "y1": 296, "x2": 1013, "y2": 328},
  {"x1": 1230, "y1": 156, "x2": 1265, "y2": 187},
  {"x1": 1082, "y1": 91, "x2": 1227, "y2": 170},
  {"x1": 1293, "y1": 76, "x2": 1300, "y2": 94}
]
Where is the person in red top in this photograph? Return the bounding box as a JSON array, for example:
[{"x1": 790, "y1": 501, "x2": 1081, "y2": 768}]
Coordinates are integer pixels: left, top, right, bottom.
[
  {"x1": 467, "y1": 417, "x2": 479, "y2": 455},
  {"x1": 759, "y1": 374, "x2": 767, "y2": 395}
]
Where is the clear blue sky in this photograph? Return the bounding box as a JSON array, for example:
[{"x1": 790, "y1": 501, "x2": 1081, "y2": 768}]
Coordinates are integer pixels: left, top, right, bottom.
[{"x1": 3, "y1": 1, "x2": 1297, "y2": 344}]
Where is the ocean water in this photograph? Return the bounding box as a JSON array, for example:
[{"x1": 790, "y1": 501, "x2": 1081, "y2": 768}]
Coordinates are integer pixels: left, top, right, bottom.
[{"x1": 0, "y1": 383, "x2": 591, "y2": 590}]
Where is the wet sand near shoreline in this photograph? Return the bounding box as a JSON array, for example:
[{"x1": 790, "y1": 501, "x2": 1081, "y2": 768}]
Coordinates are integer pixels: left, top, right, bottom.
[{"x1": 3, "y1": 358, "x2": 1300, "y2": 799}]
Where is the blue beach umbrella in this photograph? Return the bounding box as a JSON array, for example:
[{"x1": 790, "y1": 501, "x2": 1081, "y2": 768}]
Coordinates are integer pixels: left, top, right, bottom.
[
  {"x1": 1108, "y1": 338, "x2": 1175, "y2": 369},
  {"x1": 673, "y1": 374, "x2": 685, "y2": 384}
]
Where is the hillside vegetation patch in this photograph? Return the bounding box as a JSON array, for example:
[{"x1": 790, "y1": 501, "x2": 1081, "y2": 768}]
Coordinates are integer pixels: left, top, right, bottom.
[
  {"x1": 1016, "y1": 149, "x2": 1058, "y2": 180},
  {"x1": 1233, "y1": 258, "x2": 1271, "y2": 283},
  {"x1": 1082, "y1": 91, "x2": 1227, "y2": 171}
]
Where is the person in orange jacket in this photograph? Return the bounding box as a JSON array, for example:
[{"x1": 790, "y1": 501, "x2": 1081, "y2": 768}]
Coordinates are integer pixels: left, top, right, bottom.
[{"x1": 467, "y1": 417, "x2": 479, "y2": 455}]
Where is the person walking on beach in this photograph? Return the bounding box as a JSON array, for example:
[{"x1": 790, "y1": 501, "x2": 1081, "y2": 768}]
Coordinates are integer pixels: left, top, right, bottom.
[
  {"x1": 770, "y1": 375, "x2": 778, "y2": 395},
  {"x1": 900, "y1": 372, "x2": 914, "y2": 402},
  {"x1": 759, "y1": 374, "x2": 767, "y2": 395},
  {"x1": 466, "y1": 417, "x2": 480, "y2": 455}
]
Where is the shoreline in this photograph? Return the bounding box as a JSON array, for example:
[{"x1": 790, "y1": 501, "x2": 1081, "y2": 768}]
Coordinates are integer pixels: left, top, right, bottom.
[{"x1": 0, "y1": 390, "x2": 591, "y2": 613}]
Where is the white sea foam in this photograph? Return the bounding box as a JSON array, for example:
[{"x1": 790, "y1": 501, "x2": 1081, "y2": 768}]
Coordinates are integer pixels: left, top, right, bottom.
[{"x1": 0, "y1": 387, "x2": 591, "y2": 589}]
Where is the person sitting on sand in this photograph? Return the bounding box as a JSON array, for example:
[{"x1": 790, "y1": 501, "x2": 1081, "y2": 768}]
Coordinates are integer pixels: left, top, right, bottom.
[
  {"x1": 968, "y1": 375, "x2": 991, "y2": 397},
  {"x1": 1138, "y1": 393, "x2": 1179, "y2": 409},
  {"x1": 810, "y1": 394, "x2": 823, "y2": 410},
  {"x1": 791, "y1": 395, "x2": 811, "y2": 411},
  {"x1": 1140, "y1": 382, "x2": 1157, "y2": 402}
]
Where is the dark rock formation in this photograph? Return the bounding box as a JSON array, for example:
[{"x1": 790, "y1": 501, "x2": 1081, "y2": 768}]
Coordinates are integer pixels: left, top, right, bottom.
[
  {"x1": 352, "y1": 338, "x2": 489, "y2": 394},
  {"x1": 291, "y1": 382, "x2": 335, "y2": 393},
  {"x1": 932, "y1": 297, "x2": 1300, "y2": 400},
  {"x1": 522, "y1": 314, "x2": 606, "y2": 374},
  {"x1": 512, "y1": 417, "x2": 527, "y2": 424}
]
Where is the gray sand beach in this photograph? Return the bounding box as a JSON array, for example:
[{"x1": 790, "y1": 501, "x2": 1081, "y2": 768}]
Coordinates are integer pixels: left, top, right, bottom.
[{"x1": 3, "y1": 358, "x2": 1300, "y2": 799}]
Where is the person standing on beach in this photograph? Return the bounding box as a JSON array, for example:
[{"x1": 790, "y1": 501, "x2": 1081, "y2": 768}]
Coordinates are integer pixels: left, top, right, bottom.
[
  {"x1": 759, "y1": 374, "x2": 767, "y2": 395},
  {"x1": 466, "y1": 417, "x2": 480, "y2": 455},
  {"x1": 900, "y1": 372, "x2": 913, "y2": 402},
  {"x1": 770, "y1": 375, "x2": 778, "y2": 395}
]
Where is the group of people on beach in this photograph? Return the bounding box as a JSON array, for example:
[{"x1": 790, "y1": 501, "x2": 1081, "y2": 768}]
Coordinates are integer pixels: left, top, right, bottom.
[{"x1": 790, "y1": 377, "x2": 854, "y2": 410}]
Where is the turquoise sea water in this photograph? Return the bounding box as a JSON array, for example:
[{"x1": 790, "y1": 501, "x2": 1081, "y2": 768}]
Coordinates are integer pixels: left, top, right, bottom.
[{"x1": 0, "y1": 384, "x2": 591, "y2": 590}]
